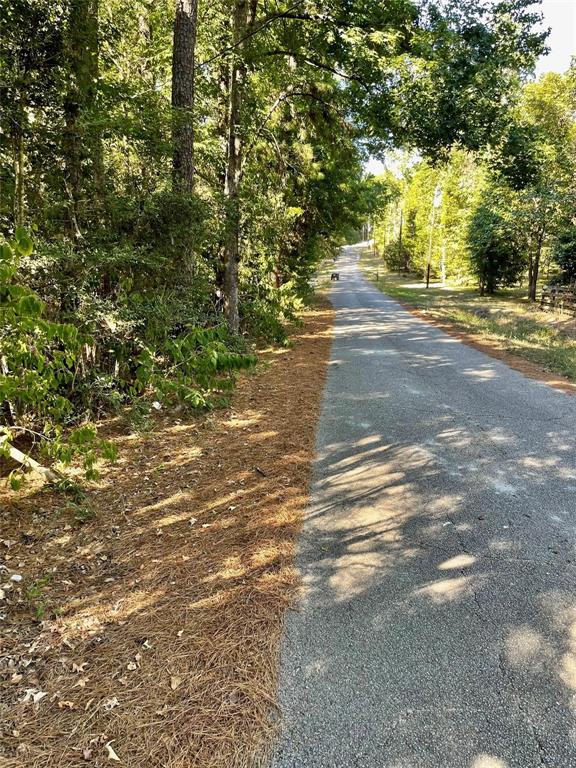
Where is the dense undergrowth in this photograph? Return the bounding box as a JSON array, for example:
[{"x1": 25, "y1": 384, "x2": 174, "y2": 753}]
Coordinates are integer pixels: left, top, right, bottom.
[{"x1": 0, "y1": 228, "x2": 258, "y2": 485}]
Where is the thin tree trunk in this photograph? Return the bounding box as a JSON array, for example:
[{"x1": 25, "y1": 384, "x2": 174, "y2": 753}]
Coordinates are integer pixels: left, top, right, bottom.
[
  {"x1": 171, "y1": 0, "x2": 198, "y2": 192},
  {"x1": 13, "y1": 128, "x2": 25, "y2": 227},
  {"x1": 529, "y1": 227, "x2": 545, "y2": 301},
  {"x1": 398, "y1": 209, "x2": 405, "y2": 271},
  {"x1": 223, "y1": 0, "x2": 250, "y2": 334}
]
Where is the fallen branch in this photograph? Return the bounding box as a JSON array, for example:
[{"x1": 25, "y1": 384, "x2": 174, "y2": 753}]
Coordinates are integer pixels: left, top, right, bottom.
[{"x1": 0, "y1": 435, "x2": 62, "y2": 483}]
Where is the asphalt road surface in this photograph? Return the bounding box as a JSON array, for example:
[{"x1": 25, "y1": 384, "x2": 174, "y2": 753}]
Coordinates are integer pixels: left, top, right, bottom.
[{"x1": 271, "y1": 245, "x2": 576, "y2": 768}]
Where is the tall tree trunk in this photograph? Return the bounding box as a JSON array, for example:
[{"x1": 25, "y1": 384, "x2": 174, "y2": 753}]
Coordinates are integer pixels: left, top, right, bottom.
[
  {"x1": 222, "y1": 0, "x2": 250, "y2": 334},
  {"x1": 62, "y1": 0, "x2": 100, "y2": 240},
  {"x1": 529, "y1": 226, "x2": 545, "y2": 301},
  {"x1": 171, "y1": 0, "x2": 198, "y2": 192}
]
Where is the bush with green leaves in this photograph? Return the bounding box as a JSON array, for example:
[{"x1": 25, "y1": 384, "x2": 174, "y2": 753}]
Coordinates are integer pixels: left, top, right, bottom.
[
  {"x1": 467, "y1": 204, "x2": 526, "y2": 295},
  {"x1": 553, "y1": 226, "x2": 576, "y2": 283},
  {"x1": 0, "y1": 229, "x2": 118, "y2": 485},
  {"x1": 240, "y1": 280, "x2": 304, "y2": 344},
  {"x1": 382, "y1": 241, "x2": 412, "y2": 273},
  {"x1": 132, "y1": 326, "x2": 256, "y2": 410},
  {"x1": 0, "y1": 230, "x2": 258, "y2": 488}
]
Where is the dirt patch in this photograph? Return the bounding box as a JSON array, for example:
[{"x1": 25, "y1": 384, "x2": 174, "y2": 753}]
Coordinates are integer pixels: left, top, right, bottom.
[
  {"x1": 395, "y1": 300, "x2": 576, "y2": 396},
  {"x1": 0, "y1": 302, "x2": 334, "y2": 768}
]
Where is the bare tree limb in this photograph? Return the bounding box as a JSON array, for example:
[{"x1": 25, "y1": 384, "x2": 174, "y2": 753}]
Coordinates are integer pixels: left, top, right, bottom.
[{"x1": 0, "y1": 436, "x2": 62, "y2": 483}]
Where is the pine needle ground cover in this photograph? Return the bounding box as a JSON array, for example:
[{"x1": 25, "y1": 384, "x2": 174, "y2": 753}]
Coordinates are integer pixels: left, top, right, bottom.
[{"x1": 0, "y1": 303, "x2": 333, "y2": 768}]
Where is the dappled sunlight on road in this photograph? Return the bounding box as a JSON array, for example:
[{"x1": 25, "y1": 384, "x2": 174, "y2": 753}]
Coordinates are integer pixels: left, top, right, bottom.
[
  {"x1": 273, "y1": 246, "x2": 576, "y2": 767},
  {"x1": 439, "y1": 553, "x2": 477, "y2": 570},
  {"x1": 472, "y1": 756, "x2": 508, "y2": 768}
]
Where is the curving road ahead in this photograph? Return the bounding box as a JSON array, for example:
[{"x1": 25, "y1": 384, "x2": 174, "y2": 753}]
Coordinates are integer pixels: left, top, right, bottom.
[{"x1": 272, "y1": 245, "x2": 576, "y2": 768}]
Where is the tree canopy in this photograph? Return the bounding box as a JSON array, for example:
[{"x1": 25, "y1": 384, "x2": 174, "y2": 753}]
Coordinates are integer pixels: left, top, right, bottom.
[{"x1": 373, "y1": 66, "x2": 576, "y2": 297}]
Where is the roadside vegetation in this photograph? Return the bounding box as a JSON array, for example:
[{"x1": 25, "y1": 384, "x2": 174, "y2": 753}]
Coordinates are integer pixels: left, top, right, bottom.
[
  {"x1": 364, "y1": 66, "x2": 576, "y2": 384},
  {"x1": 362, "y1": 249, "x2": 576, "y2": 383},
  {"x1": 371, "y1": 70, "x2": 576, "y2": 300}
]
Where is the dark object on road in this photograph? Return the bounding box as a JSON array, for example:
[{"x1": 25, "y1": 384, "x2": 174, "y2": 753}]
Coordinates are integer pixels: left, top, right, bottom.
[{"x1": 331, "y1": 272, "x2": 340, "y2": 281}]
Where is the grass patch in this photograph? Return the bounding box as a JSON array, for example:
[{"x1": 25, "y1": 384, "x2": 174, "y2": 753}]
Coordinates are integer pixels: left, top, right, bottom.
[{"x1": 360, "y1": 249, "x2": 576, "y2": 383}]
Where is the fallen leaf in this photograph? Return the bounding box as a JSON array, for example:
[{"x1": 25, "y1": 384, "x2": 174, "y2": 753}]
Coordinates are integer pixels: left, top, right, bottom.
[
  {"x1": 170, "y1": 676, "x2": 182, "y2": 690},
  {"x1": 72, "y1": 662, "x2": 87, "y2": 673},
  {"x1": 105, "y1": 741, "x2": 121, "y2": 762},
  {"x1": 22, "y1": 689, "x2": 48, "y2": 705},
  {"x1": 58, "y1": 700, "x2": 75, "y2": 710},
  {"x1": 74, "y1": 676, "x2": 89, "y2": 688},
  {"x1": 126, "y1": 662, "x2": 137, "y2": 671},
  {"x1": 176, "y1": 630, "x2": 184, "y2": 638},
  {"x1": 103, "y1": 697, "x2": 119, "y2": 711},
  {"x1": 82, "y1": 748, "x2": 92, "y2": 760}
]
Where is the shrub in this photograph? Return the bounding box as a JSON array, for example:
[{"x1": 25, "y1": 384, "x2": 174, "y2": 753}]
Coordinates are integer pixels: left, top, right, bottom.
[{"x1": 0, "y1": 230, "x2": 116, "y2": 484}]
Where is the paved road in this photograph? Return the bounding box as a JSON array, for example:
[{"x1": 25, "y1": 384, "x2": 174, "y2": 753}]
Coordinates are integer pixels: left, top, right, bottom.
[{"x1": 271, "y1": 246, "x2": 576, "y2": 768}]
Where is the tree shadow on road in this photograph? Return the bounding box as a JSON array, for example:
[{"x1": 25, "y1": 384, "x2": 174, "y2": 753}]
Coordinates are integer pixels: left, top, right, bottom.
[{"x1": 275, "y1": 297, "x2": 576, "y2": 767}]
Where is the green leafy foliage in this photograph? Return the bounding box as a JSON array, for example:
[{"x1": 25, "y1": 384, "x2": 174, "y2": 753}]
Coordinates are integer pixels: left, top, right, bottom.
[
  {"x1": 467, "y1": 203, "x2": 525, "y2": 294},
  {"x1": 132, "y1": 326, "x2": 256, "y2": 410},
  {"x1": 0, "y1": 231, "x2": 257, "y2": 485},
  {"x1": 553, "y1": 227, "x2": 576, "y2": 282},
  {"x1": 373, "y1": 68, "x2": 576, "y2": 299},
  {"x1": 0, "y1": 233, "x2": 118, "y2": 481}
]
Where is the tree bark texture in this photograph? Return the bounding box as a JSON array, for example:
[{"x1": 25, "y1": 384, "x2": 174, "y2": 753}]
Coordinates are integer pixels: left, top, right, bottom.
[
  {"x1": 223, "y1": 0, "x2": 252, "y2": 334},
  {"x1": 171, "y1": 0, "x2": 198, "y2": 193},
  {"x1": 62, "y1": 0, "x2": 100, "y2": 239}
]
